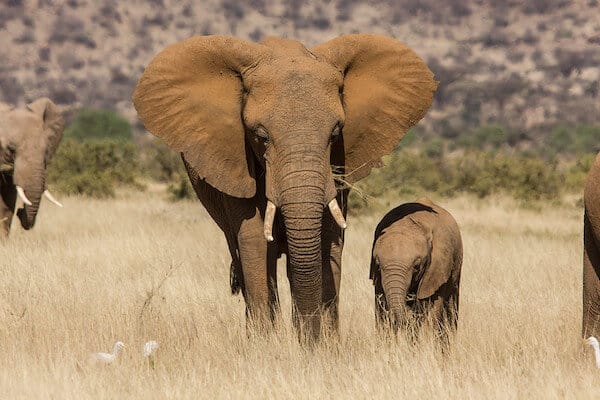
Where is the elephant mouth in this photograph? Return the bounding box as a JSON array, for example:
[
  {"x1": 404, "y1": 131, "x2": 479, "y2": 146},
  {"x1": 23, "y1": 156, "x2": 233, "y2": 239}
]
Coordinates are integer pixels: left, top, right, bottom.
[{"x1": 262, "y1": 198, "x2": 347, "y2": 242}]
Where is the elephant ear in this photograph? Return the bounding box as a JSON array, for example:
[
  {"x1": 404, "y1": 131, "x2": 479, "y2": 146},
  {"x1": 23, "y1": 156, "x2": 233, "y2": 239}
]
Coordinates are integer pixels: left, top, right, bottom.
[
  {"x1": 26, "y1": 97, "x2": 65, "y2": 161},
  {"x1": 313, "y1": 34, "x2": 437, "y2": 183},
  {"x1": 133, "y1": 36, "x2": 267, "y2": 198},
  {"x1": 412, "y1": 217, "x2": 450, "y2": 300}
]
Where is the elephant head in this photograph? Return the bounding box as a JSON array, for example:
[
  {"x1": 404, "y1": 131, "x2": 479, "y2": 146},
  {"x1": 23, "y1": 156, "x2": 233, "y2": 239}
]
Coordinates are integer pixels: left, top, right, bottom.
[
  {"x1": 133, "y1": 34, "x2": 436, "y2": 340},
  {"x1": 373, "y1": 217, "x2": 435, "y2": 327},
  {"x1": 0, "y1": 97, "x2": 65, "y2": 230}
]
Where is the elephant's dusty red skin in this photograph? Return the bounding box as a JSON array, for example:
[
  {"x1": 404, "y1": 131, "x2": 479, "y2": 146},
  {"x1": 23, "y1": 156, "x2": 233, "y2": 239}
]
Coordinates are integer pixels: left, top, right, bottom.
[
  {"x1": 0, "y1": 98, "x2": 65, "y2": 237},
  {"x1": 583, "y1": 153, "x2": 600, "y2": 338},
  {"x1": 133, "y1": 34, "x2": 437, "y2": 342},
  {"x1": 370, "y1": 198, "x2": 462, "y2": 343}
]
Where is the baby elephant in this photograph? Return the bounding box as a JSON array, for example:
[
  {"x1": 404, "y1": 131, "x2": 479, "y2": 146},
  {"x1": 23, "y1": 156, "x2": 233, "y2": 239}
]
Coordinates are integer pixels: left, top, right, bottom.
[{"x1": 370, "y1": 198, "x2": 463, "y2": 340}]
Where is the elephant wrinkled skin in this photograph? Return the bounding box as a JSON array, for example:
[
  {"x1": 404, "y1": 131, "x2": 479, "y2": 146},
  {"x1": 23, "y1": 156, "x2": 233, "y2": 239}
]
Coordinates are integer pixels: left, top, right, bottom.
[
  {"x1": 0, "y1": 98, "x2": 65, "y2": 237},
  {"x1": 133, "y1": 34, "x2": 437, "y2": 341},
  {"x1": 583, "y1": 153, "x2": 600, "y2": 338},
  {"x1": 370, "y1": 198, "x2": 462, "y2": 342}
]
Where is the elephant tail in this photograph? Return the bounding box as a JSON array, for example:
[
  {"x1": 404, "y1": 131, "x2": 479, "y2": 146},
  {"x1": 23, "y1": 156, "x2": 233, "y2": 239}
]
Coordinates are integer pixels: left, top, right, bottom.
[{"x1": 230, "y1": 259, "x2": 243, "y2": 295}]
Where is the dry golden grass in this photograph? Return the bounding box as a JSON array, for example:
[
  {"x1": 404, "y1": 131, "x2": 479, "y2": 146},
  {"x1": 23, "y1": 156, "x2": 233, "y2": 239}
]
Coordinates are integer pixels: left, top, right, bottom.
[{"x1": 0, "y1": 191, "x2": 597, "y2": 399}]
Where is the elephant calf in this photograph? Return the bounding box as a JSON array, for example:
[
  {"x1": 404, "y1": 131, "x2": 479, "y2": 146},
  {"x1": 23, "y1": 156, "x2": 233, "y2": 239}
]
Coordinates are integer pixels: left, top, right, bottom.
[{"x1": 370, "y1": 198, "x2": 462, "y2": 340}]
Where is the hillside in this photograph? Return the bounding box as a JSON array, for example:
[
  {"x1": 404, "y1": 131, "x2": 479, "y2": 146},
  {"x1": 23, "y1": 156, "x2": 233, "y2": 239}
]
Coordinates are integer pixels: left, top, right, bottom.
[{"x1": 0, "y1": 0, "x2": 599, "y2": 144}]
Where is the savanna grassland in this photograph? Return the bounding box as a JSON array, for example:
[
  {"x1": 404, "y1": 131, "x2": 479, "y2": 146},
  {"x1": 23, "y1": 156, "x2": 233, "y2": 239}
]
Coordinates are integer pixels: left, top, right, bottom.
[{"x1": 0, "y1": 190, "x2": 596, "y2": 399}]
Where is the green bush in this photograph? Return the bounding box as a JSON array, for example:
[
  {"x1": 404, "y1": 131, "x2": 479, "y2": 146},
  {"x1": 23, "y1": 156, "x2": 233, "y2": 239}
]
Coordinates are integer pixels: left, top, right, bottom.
[
  {"x1": 138, "y1": 139, "x2": 185, "y2": 182},
  {"x1": 137, "y1": 139, "x2": 196, "y2": 201},
  {"x1": 544, "y1": 124, "x2": 600, "y2": 156},
  {"x1": 167, "y1": 174, "x2": 195, "y2": 201},
  {"x1": 64, "y1": 108, "x2": 133, "y2": 142},
  {"x1": 349, "y1": 148, "x2": 565, "y2": 213},
  {"x1": 564, "y1": 153, "x2": 596, "y2": 191},
  {"x1": 48, "y1": 139, "x2": 142, "y2": 198}
]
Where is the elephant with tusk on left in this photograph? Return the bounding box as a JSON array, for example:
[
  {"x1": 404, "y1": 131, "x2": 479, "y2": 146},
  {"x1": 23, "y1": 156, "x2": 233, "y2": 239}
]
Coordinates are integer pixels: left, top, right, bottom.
[
  {"x1": 0, "y1": 98, "x2": 66, "y2": 237},
  {"x1": 133, "y1": 34, "x2": 437, "y2": 343}
]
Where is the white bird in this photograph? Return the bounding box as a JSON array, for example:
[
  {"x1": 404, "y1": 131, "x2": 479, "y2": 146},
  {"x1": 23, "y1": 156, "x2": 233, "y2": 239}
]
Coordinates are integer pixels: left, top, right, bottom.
[
  {"x1": 144, "y1": 340, "x2": 159, "y2": 369},
  {"x1": 89, "y1": 341, "x2": 125, "y2": 365},
  {"x1": 143, "y1": 340, "x2": 159, "y2": 357},
  {"x1": 585, "y1": 336, "x2": 600, "y2": 368}
]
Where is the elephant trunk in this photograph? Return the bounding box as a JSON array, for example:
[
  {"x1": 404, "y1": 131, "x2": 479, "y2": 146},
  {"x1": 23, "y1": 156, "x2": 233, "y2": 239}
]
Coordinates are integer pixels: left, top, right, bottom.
[
  {"x1": 380, "y1": 262, "x2": 413, "y2": 331},
  {"x1": 14, "y1": 159, "x2": 45, "y2": 230},
  {"x1": 279, "y1": 169, "x2": 327, "y2": 342}
]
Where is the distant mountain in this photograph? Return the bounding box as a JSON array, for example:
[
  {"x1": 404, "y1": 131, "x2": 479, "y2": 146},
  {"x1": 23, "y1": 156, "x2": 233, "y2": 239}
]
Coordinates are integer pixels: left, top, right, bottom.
[{"x1": 1, "y1": 0, "x2": 599, "y2": 143}]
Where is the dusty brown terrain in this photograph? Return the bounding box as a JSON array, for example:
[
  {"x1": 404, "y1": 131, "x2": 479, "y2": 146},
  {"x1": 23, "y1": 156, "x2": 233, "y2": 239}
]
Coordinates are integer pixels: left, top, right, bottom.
[{"x1": 0, "y1": 0, "x2": 599, "y2": 139}]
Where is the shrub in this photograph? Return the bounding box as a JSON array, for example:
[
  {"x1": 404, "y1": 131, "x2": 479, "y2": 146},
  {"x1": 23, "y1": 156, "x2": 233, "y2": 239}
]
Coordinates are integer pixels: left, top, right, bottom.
[
  {"x1": 48, "y1": 140, "x2": 142, "y2": 198},
  {"x1": 138, "y1": 139, "x2": 196, "y2": 201},
  {"x1": 565, "y1": 153, "x2": 595, "y2": 191},
  {"x1": 64, "y1": 109, "x2": 133, "y2": 142},
  {"x1": 138, "y1": 139, "x2": 185, "y2": 182},
  {"x1": 348, "y1": 148, "x2": 565, "y2": 214},
  {"x1": 167, "y1": 175, "x2": 195, "y2": 201},
  {"x1": 544, "y1": 124, "x2": 600, "y2": 155}
]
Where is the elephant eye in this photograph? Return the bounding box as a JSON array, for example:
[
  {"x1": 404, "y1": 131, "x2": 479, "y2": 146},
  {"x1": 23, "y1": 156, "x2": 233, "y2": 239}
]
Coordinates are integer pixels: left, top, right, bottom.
[{"x1": 255, "y1": 126, "x2": 269, "y2": 143}]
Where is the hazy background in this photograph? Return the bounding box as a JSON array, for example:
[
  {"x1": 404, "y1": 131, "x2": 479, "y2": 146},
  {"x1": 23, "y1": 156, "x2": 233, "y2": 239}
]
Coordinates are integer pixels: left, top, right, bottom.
[
  {"x1": 1, "y1": 1, "x2": 599, "y2": 134},
  {"x1": 1, "y1": 0, "x2": 599, "y2": 206}
]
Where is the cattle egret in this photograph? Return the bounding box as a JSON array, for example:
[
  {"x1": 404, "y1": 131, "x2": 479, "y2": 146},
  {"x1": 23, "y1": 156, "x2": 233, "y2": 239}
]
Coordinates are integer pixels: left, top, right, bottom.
[
  {"x1": 89, "y1": 341, "x2": 125, "y2": 365},
  {"x1": 144, "y1": 340, "x2": 159, "y2": 369},
  {"x1": 586, "y1": 336, "x2": 600, "y2": 368}
]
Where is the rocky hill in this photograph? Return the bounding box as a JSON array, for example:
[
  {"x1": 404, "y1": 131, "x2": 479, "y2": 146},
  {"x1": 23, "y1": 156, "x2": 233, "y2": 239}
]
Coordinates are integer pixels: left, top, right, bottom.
[{"x1": 1, "y1": 0, "x2": 599, "y2": 143}]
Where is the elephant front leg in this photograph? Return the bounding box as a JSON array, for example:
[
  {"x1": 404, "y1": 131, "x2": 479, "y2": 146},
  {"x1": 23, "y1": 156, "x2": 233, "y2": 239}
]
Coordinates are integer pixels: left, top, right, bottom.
[
  {"x1": 234, "y1": 210, "x2": 276, "y2": 330},
  {"x1": 0, "y1": 175, "x2": 16, "y2": 237},
  {"x1": 373, "y1": 272, "x2": 390, "y2": 328},
  {"x1": 321, "y1": 211, "x2": 344, "y2": 334},
  {"x1": 427, "y1": 283, "x2": 459, "y2": 347}
]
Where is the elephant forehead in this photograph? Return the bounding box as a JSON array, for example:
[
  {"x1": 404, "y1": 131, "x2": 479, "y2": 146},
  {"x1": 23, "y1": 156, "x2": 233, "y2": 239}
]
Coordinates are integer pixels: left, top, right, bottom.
[
  {"x1": 261, "y1": 36, "x2": 313, "y2": 57},
  {"x1": 9, "y1": 110, "x2": 42, "y2": 130},
  {"x1": 249, "y1": 60, "x2": 341, "y2": 90},
  {"x1": 376, "y1": 226, "x2": 428, "y2": 252}
]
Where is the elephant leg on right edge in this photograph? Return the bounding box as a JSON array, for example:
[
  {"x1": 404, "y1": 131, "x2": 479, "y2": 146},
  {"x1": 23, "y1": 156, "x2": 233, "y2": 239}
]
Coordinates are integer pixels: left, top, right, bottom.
[
  {"x1": 583, "y1": 213, "x2": 600, "y2": 338},
  {"x1": 0, "y1": 176, "x2": 16, "y2": 237}
]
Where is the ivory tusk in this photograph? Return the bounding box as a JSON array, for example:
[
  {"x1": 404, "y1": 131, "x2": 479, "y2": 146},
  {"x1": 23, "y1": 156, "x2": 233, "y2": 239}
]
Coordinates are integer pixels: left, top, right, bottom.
[
  {"x1": 44, "y1": 190, "x2": 63, "y2": 208},
  {"x1": 16, "y1": 186, "x2": 32, "y2": 206},
  {"x1": 263, "y1": 201, "x2": 276, "y2": 242},
  {"x1": 328, "y1": 198, "x2": 347, "y2": 229}
]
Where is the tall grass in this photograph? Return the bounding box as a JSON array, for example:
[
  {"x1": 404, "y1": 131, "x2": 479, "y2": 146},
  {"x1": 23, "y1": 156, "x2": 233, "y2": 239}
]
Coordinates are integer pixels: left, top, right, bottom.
[{"x1": 0, "y1": 192, "x2": 596, "y2": 398}]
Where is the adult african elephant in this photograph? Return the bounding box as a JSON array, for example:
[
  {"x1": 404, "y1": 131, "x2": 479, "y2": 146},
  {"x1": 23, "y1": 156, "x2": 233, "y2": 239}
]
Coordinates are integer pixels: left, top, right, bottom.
[
  {"x1": 133, "y1": 34, "x2": 437, "y2": 341},
  {"x1": 370, "y1": 198, "x2": 462, "y2": 342},
  {"x1": 0, "y1": 97, "x2": 64, "y2": 237},
  {"x1": 583, "y1": 153, "x2": 600, "y2": 338}
]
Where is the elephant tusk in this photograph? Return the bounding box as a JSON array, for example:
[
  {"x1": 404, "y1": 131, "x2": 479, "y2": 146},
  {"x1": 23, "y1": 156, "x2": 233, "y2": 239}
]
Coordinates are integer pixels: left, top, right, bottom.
[
  {"x1": 264, "y1": 200, "x2": 276, "y2": 242},
  {"x1": 44, "y1": 190, "x2": 63, "y2": 208},
  {"x1": 328, "y1": 198, "x2": 347, "y2": 229},
  {"x1": 16, "y1": 186, "x2": 32, "y2": 206}
]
